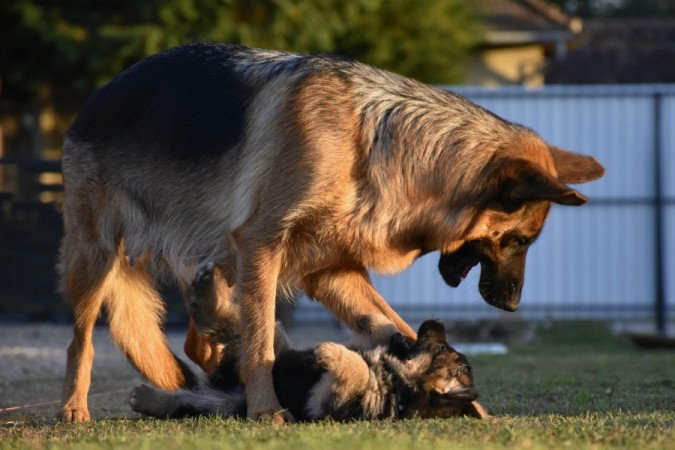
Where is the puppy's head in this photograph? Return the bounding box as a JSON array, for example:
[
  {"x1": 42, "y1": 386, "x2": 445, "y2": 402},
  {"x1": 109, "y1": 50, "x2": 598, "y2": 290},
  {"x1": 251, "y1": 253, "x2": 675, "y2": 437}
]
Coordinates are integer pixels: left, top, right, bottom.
[
  {"x1": 391, "y1": 320, "x2": 487, "y2": 419},
  {"x1": 438, "y1": 142, "x2": 605, "y2": 312}
]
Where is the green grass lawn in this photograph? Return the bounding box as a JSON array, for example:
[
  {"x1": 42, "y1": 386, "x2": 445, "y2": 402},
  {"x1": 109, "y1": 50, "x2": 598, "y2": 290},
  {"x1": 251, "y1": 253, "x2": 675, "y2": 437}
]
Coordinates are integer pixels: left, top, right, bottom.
[{"x1": 2, "y1": 322, "x2": 674, "y2": 450}]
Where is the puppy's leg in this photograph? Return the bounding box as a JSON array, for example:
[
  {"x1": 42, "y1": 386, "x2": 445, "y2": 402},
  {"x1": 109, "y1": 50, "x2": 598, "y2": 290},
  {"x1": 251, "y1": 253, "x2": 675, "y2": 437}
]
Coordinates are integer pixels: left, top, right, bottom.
[
  {"x1": 184, "y1": 320, "x2": 223, "y2": 374},
  {"x1": 315, "y1": 343, "x2": 372, "y2": 402},
  {"x1": 183, "y1": 262, "x2": 233, "y2": 372},
  {"x1": 303, "y1": 269, "x2": 416, "y2": 340},
  {"x1": 185, "y1": 261, "x2": 219, "y2": 326},
  {"x1": 184, "y1": 262, "x2": 240, "y2": 333},
  {"x1": 129, "y1": 384, "x2": 246, "y2": 418}
]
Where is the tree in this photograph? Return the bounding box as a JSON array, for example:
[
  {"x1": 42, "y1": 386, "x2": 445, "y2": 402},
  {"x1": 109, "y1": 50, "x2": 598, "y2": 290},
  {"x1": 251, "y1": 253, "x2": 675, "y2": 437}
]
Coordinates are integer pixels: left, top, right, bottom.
[{"x1": 1, "y1": 0, "x2": 483, "y2": 112}]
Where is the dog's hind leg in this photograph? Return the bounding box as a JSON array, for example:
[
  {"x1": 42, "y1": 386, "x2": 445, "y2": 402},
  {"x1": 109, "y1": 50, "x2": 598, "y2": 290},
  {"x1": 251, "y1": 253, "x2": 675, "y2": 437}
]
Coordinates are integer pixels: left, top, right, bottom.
[
  {"x1": 59, "y1": 236, "x2": 197, "y2": 422},
  {"x1": 105, "y1": 249, "x2": 198, "y2": 391},
  {"x1": 58, "y1": 235, "x2": 111, "y2": 422}
]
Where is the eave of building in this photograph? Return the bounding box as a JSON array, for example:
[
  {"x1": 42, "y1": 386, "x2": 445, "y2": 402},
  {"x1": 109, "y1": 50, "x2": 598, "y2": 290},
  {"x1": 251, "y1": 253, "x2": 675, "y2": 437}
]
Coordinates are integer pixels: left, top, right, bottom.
[{"x1": 486, "y1": 29, "x2": 572, "y2": 45}]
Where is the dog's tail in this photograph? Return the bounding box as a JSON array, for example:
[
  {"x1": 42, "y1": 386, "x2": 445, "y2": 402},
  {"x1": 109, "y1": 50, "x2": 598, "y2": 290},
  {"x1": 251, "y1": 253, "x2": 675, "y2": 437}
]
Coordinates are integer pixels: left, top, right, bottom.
[{"x1": 105, "y1": 248, "x2": 199, "y2": 389}]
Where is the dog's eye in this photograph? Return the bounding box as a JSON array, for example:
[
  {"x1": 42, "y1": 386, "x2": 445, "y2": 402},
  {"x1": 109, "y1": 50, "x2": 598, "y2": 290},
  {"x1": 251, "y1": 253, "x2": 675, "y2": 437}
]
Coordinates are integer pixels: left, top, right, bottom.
[
  {"x1": 501, "y1": 234, "x2": 534, "y2": 249},
  {"x1": 515, "y1": 236, "x2": 530, "y2": 246}
]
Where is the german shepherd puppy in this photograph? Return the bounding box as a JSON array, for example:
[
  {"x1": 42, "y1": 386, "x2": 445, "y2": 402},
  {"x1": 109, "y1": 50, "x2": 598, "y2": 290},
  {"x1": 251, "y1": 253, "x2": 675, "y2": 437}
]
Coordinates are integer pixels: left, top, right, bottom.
[
  {"x1": 129, "y1": 315, "x2": 486, "y2": 421},
  {"x1": 58, "y1": 42, "x2": 604, "y2": 422},
  {"x1": 151, "y1": 261, "x2": 487, "y2": 421}
]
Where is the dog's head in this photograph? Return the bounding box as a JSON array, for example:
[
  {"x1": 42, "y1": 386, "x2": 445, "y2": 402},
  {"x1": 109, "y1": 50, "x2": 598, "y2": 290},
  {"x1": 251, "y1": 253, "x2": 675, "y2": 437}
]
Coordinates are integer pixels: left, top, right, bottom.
[
  {"x1": 438, "y1": 144, "x2": 605, "y2": 312},
  {"x1": 388, "y1": 320, "x2": 486, "y2": 419}
]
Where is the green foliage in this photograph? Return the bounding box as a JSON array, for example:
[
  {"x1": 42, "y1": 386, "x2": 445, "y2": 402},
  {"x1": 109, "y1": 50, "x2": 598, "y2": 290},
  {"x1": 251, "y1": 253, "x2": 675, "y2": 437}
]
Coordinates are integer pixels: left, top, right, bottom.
[{"x1": 0, "y1": 0, "x2": 484, "y2": 110}]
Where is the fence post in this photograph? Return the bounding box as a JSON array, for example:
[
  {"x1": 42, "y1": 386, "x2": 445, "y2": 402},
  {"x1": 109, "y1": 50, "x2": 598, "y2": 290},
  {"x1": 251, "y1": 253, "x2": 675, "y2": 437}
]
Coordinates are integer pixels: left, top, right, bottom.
[{"x1": 653, "y1": 92, "x2": 666, "y2": 335}]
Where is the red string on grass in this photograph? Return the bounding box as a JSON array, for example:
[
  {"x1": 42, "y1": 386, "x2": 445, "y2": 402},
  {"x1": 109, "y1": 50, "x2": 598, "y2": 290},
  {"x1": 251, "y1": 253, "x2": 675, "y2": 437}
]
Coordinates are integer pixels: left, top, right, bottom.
[{"x1": 0, "y1": 388, "x2": 131, "y2": 413}]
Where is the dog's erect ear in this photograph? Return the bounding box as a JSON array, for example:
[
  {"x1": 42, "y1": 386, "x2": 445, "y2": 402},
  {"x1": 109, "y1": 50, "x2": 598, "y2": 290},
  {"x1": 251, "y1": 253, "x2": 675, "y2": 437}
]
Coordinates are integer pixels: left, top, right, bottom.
[
  {"x1": 548, "y1": 146, "x2": 605, "y2": 184},
  {"x1": 499, "y1": 159, "x2": 588, "y2": 206}
]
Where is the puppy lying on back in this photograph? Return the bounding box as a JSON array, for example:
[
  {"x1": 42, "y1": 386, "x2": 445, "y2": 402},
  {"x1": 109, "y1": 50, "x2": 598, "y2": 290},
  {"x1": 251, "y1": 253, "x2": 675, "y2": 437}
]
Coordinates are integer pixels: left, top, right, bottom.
[{"x1": 129, "y1": 264, "x2": 488, "y2": 421}]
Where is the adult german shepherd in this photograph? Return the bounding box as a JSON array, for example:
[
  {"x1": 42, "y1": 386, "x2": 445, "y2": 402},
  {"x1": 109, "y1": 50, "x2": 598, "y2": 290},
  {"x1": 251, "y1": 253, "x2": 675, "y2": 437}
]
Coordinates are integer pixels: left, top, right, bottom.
[{"x1": 58, "y1": 42, "x2": 604, "y2": 422}]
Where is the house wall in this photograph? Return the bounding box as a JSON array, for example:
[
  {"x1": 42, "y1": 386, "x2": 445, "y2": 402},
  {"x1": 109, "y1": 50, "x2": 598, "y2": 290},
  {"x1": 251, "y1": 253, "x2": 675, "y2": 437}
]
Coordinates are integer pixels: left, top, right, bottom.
[{"x1": 465, "y1": 44, "x2": 546, "y2": 86}]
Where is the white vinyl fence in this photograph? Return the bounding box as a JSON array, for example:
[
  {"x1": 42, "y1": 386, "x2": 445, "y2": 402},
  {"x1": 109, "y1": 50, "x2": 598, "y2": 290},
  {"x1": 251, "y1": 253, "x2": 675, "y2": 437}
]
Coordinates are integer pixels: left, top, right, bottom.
[{"x1": 294, "y1": 84, "x2": 675, "y2": 328}]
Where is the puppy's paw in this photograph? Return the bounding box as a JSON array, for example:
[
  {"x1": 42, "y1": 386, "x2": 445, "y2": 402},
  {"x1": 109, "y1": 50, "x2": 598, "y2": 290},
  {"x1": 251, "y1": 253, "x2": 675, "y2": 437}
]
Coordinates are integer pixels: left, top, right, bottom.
[
  {"x1": 129, "y1": 384, "x2": 176, "y2": 418},
  {"x1": 193, "y1": 261, "x2": 214, "y2": 291}
]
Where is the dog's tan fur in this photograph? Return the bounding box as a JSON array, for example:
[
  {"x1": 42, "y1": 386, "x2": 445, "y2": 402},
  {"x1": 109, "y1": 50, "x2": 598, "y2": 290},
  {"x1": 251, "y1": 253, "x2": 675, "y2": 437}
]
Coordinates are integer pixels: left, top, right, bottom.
[
  {"x1": 58, "y1": 43, "x2": 604, "y2": 422},
  {"x1": 313, "y1": 342, "x2": 373, "y2": 408}
]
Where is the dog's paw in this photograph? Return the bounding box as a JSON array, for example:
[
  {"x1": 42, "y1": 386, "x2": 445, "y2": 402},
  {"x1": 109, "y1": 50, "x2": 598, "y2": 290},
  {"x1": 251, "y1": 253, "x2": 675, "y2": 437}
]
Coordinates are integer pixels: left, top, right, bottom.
[
  {"x1": 351, "y1": 314, "x2": 399, "y2": 349},
  {"x1": 193, "y1": 261, "x2": 214, "y2": 290},
  {"x1": 246, "y1": 393, "x2": 294, "y2": 424},
  {"x1": 57, "y1": 405, "x2": 90, "y2": 423},
  {"x1": 251, "y1": 408, "x2": 295, "y2": 425},
  {"x1": 129, "y1": 384, "x2": 175, "y2": 418}
]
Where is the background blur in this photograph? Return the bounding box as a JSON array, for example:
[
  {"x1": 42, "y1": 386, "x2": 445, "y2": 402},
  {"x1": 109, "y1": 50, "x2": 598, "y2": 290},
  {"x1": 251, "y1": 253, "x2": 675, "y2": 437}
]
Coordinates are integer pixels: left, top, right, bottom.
[{"x1": 1, "y1": 0, "x2": 674, "y2": 333}]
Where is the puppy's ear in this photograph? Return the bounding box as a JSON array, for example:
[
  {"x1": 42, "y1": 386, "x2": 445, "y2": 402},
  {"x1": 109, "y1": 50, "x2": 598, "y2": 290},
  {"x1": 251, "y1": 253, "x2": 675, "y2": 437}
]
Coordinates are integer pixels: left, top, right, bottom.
[
  {"x1": 388, "y1": 332, "x2": 412, "y2": 360},
  {"x1": 463, "y1": 400, "x2": 489, "y2": 419},
  {"x1": 433, "y1": 379, "x2": 478, "y2": 398},
  {"x1": 498, "y1": 159, "x2": 588, "y2": 206},
  {"x1": 548, "y1": 146, "x2": 605, "y2": 184},
  {"x1": 417, "y1": 320, "x2": 447, "y2": 343}
]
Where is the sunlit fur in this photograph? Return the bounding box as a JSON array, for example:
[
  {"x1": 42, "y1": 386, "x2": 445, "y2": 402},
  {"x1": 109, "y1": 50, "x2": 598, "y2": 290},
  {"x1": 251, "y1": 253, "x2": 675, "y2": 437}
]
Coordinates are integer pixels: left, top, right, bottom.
[
  {"x1": 58, "y1": 42, "x2": 603, "y2": 421},
  {"x1": 129, "y1": 320, "x2": 485, "y2": 421}
]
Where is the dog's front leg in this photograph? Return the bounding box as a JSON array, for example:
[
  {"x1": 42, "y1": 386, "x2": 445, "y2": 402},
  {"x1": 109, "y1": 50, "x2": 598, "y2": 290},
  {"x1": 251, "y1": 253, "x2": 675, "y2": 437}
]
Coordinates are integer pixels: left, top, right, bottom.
[
  {"x1": 237, "y1": 246, "x2": 292, "y2": 424},
  {"x1": 303, "y1": 269, "x2": 417, "y2": 340}
]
